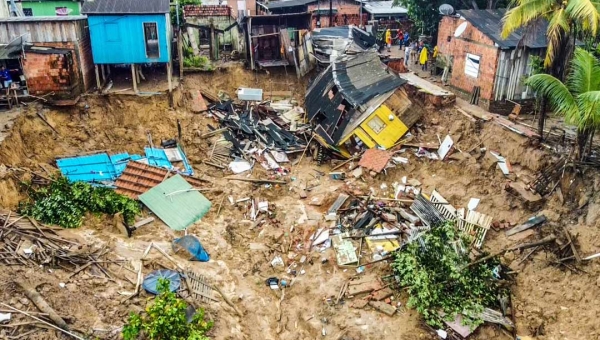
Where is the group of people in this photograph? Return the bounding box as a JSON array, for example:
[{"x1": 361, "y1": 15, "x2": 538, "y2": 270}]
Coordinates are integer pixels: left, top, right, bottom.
[{"x1": 384, "y1": 29, "x2": 438, "y2": 72}]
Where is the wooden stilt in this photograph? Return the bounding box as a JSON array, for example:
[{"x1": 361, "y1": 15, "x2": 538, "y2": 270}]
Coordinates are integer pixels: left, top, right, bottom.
[
  {"x1": 134, "y1": 64, "x2": 140, "y2": 84},
  {"x1": 167, "y1": 62, "x2": 172, "y2": 93},
  {"x1": 131, "y1": 64, "x2": 138, "y2": 93},
  {"x1": 95, "y1": 65, "x2": 101, "y2": 91},
  {"x1": 100, "y1": 64, "x2": 106, "y2": 82},
  {"x1": 178, "y1": 28, "x2": 184, "y2": 79}
]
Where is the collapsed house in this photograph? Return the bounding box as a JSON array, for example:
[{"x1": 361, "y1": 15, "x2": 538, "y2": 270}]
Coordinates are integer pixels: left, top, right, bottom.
[
  {"x1": 311, "y1": 25, "x2": 376, "y2": 65},
  {"x1": 243, "y1": 13, "x2": 315, "y2": 76},
  {"x1": 306, "y1": 51, "x2": 420, "y2": 156}
]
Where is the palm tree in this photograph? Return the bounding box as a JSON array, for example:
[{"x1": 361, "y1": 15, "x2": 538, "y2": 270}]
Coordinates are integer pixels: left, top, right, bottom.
[
  {"x1": 526, "y1": 48, "x2": 600, "y2": 159},
  {"x1": 501, "y1": 0, "x2": 600, "y2": 138}
]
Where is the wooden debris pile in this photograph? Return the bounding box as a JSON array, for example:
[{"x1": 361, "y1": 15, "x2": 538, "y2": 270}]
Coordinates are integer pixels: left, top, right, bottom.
[{"x1": 0, "y1": 210, "x2": 108, "y2": 269}]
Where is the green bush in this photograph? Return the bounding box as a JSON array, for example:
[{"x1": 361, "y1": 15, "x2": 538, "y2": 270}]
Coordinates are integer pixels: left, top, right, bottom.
[
  {"x1": 183, "y1": 55, "x2": 213, "y2": 70},
  {"x1": 19, "y1": 176, "x2": 140, "y2": 228},
  {"x1": 123, "y1": 278, "x2": 213, "y2": 340},
  {"x1": 393, "y1": 222, "x2": 504, "y2": 329}
]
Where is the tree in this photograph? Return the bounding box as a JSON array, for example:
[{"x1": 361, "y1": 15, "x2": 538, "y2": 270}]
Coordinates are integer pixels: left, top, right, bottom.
[
  {"x1": 526, "y1": 48, "x2": 600, "y2": 159},
  {"x1": 501, "y1": 0, "x2": 600, "y2": 137},
  {"x1": 123, "y1": 278, "x2": 213, "y2": 340}
]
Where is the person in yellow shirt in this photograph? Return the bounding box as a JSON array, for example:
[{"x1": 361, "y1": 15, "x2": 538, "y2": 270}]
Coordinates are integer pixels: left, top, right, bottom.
[
  {"x1": 385, "y1": 29, "x2": 392, "y2": 52},
  {"x1": 433, "y1": 45, "x2": 438, "y2": 59},
  {"x1": 419, "y1": 46, "x2": 429, "y2": 71}
]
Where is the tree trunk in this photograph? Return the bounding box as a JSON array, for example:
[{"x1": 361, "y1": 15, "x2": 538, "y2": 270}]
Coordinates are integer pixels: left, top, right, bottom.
[
  {"x1": 538, "y1": 97, "x2": 546, "y2": 140},
  {"x1": 576, "y1": 129, "x2": 590, "y2": 161}
]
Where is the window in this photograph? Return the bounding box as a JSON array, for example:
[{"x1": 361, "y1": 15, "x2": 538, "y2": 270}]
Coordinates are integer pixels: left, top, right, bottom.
[
  {"x1": 465, "y1": 53, "x2": 480, "y2": 78},
  {"x1": 55, "y1": 7, "x2": 69, "y2": 16},
  {"x1": 367, "y1": 115, "x2": 387, "y2": 134},
  {"x1": 143, "y1": 22, "x2": 160, "y2": 59},
  {"x1": 22, "y1": 8, "x2": 33, "y2": 16}
]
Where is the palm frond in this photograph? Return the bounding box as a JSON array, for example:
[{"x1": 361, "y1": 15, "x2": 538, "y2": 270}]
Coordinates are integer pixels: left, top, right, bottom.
[
  {"x1": 526, "y1": 74, "x2": 578, "y2": 120},
  {"x1": 501, "y1": 0, "x2": 555, "y2": 38},
  {"x1": 566, "y1": 48, "x2": 600, "y2": 95},
  {"x1": 544, "y1": 8, "x2": 569, "y2": 67},
  {"x1": 575, "y1": 91, "x2": 600, "y2": 131},
  {"x1": 566, "y1": 0, "x2": 600, "y2": 35}
]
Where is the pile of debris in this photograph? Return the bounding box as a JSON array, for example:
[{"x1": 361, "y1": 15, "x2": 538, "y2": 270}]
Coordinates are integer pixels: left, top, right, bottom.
[
  {"x1": 198, "y1": 89, "x2": 310, "y2": 176},
  {"x1": 53, "y1": 142, "x2": 213, "y2": 234}
]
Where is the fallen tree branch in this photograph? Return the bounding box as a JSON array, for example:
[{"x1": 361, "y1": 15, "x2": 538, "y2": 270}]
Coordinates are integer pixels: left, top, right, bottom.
[
  {"x1": 15, "y1": 280, "x2": 69, "y2": 331},
  {"x1": 226, "y1": 177, "x2": 287, "y2": 184},
  {"x1": 212, "y1": 285, "x2": 243, "y2": 317},
  {"x1": 0, "y1": 303, "x2": 84, "y2": 340},
  {"x1": 466, "y1": 234, "x2": 557, "y2": 269}
]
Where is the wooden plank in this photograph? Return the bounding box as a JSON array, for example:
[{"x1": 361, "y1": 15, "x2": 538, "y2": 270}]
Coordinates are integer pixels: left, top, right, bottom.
[
  {"x1": 368, "y1": 301, "x2": 396, "y2": 316},
  {"x1": 505, "y1": 215, "x2": 546, "y2": 236}
]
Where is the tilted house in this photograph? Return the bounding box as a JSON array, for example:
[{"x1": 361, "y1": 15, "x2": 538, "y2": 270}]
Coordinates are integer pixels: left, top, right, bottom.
[
  {"x1": 437, "y1": 9, "x2": 548, "y2": 113},
  {"x1": 0, "y1": 16, "x2": 94, "y2": 98},
  {"x1": 306, "y1": 52, "x2": 420, "y2": 156},
  {"x1": 82, "y1": 0, "x2": 173, "y2": 92}
]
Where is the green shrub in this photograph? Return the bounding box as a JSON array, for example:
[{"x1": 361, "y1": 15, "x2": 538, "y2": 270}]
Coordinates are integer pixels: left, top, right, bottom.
[
  {"x1": 123, "y1": 278, "x2": 213, "y2": 340},
  {"x1": 19, "y1": 176, "x2": 140, "y2": 228},
  {"x1": 393, "y1": 222, "x2": 504, "y2": 329},
  {"x1": 183, "y1": 55, "x2": 213, "y2": 70}
]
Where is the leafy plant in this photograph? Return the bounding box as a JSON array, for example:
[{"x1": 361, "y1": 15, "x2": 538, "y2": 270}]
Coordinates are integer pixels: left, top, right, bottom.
[
  {"x1": 19, "y1": 176, "x2": 140, "y2": 228},
  {"x1": 123, "y1": 278, "x2": 213, "y2": 340},
  {"x1": 183, "y1": 55, "x2": 214, "y2": 70},
  {"x1": 393, "y1": 222, "x2": 503, "y2": 329},
  {"x1": 171, "y1": 0, "x2": 202, "y2": 26}
]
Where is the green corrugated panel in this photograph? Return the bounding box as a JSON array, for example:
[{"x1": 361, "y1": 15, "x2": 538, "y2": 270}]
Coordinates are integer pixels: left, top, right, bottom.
[{"x1": 139, "y1": 175, "x2": 211, "y2": 231}]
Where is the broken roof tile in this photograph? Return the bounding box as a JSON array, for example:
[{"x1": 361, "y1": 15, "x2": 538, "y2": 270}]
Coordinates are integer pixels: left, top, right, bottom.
[
  {"x1": 115, "y1": 161, "x2": 207, "y2": 199},
  {"x1": 358, "y1": 149, "x2": 392, "y2": 173}
]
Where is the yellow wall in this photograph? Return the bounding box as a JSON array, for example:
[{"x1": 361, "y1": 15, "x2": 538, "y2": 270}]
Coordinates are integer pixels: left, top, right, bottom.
[{"x1": 359, "y1": 104, "x2": 408, "y2": 149}]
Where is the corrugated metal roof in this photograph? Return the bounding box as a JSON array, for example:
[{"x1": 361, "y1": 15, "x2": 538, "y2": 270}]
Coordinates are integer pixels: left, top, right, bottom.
[
  {"x1": 57, "y1": 152, "x2": 142, "y2": 183},
  {"x1": 145, "y1": 146, "x2": 194, "y2": 175},
  {"x1": 363, "y1": 1, "x2": 407, "y2": 15},
  {"x1": 82, "y1": 0, "x2": 170, "y2": 14},
  {"x1": 457, "y1": 9, "x2": 548, "y2": 49},
  {"x1": 0, "y1": 15, "x2": 87, "y2": 22},
  {"x1": 116, "y1": 161, "x2": 207, "y2": 199},
  {"x1": 332, "y1": 52, "x2": 406, "y2": 108},
  {"x1": 139, "y1": 175, "x2": 212, "y2": 231},
  {"x1": 262, "y1": 0, "x2": 316, "y2": 9}
]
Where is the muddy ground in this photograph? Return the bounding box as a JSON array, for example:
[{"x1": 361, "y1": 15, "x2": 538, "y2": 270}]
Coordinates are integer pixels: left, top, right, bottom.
[{"x1": 1, "y1": 65, "x2": 600, "y2": 340}]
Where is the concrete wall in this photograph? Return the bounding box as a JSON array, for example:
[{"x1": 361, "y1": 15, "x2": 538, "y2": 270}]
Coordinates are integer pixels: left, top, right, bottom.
[{"x1": 437, "y1": 15, "x2": 500, "y2": 109}]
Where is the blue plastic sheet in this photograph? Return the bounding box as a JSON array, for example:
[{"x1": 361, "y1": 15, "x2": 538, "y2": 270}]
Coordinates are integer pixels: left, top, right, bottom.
[
  {"x1": 57, "y1": 152, "x2": 138, "y2": 183},
  {"x1": 142, "y1": 269, "x2": 181, "y2": 295},
  {"x1": 172, "y1": 235, "x2": 210, "y2": 262}
]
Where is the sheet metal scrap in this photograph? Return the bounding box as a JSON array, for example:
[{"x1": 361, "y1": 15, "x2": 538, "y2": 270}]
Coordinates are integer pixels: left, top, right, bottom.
[
  {"x1": 410, "y1": 194, "x2": 447, "y2": 227},
  {"x1": 207, "y1": 100, "x2": 308, "y2": 157}
]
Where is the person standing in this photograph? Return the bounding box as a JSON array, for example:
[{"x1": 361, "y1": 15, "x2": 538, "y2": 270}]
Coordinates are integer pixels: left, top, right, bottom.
[
  {"x1": 396, "y1": 29, "x2": 403, "y2": 49},
  {"x1": 419, "y1": 45, "x2": 429, "y2": 71},
  {"x1": 385, "y1": 29, "x2": 392, "y2": 52},
  {"x1": 0, "y1": 66, "x2": 12, "y2": 90},
  {"x1": 403, "y1": 31, "x2": 409, "y2": 48},
  {"x1": 404, "y1": 41, "x2": 411, "y2": 65}
]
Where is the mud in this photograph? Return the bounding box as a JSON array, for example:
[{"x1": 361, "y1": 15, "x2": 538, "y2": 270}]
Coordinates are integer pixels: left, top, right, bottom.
[{"x1": 0, "y1": 65, "x2": 599, "y2": 340}]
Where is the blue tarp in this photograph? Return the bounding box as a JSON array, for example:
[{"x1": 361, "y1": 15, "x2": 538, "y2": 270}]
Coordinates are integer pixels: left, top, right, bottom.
[
  {"x1": 173, "y1": 235, "x2": 210, "y2": 262},
  {"x1": 57, "y1": 152, "x2": 141, "y2": 183}
]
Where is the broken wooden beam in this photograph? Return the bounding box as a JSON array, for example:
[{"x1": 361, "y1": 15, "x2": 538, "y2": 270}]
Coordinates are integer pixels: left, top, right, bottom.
[{"x1": 226, "y1": 177, "x2": 287, "y2": 184}]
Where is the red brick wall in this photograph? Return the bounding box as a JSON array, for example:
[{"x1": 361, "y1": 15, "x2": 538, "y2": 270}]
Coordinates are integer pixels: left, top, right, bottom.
[
  {"x1": 24, "y1": 40, "x2": 94, "y2": 96},
  {"x1": 437, "y1": 16, "x2": 500, "y2": 105},
  {"x1": 23, "y1": 51, "x2": 76, "y2": 95},
  {"x1": 308, "y1": 0, "x2": 363, "y2": 28}
]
